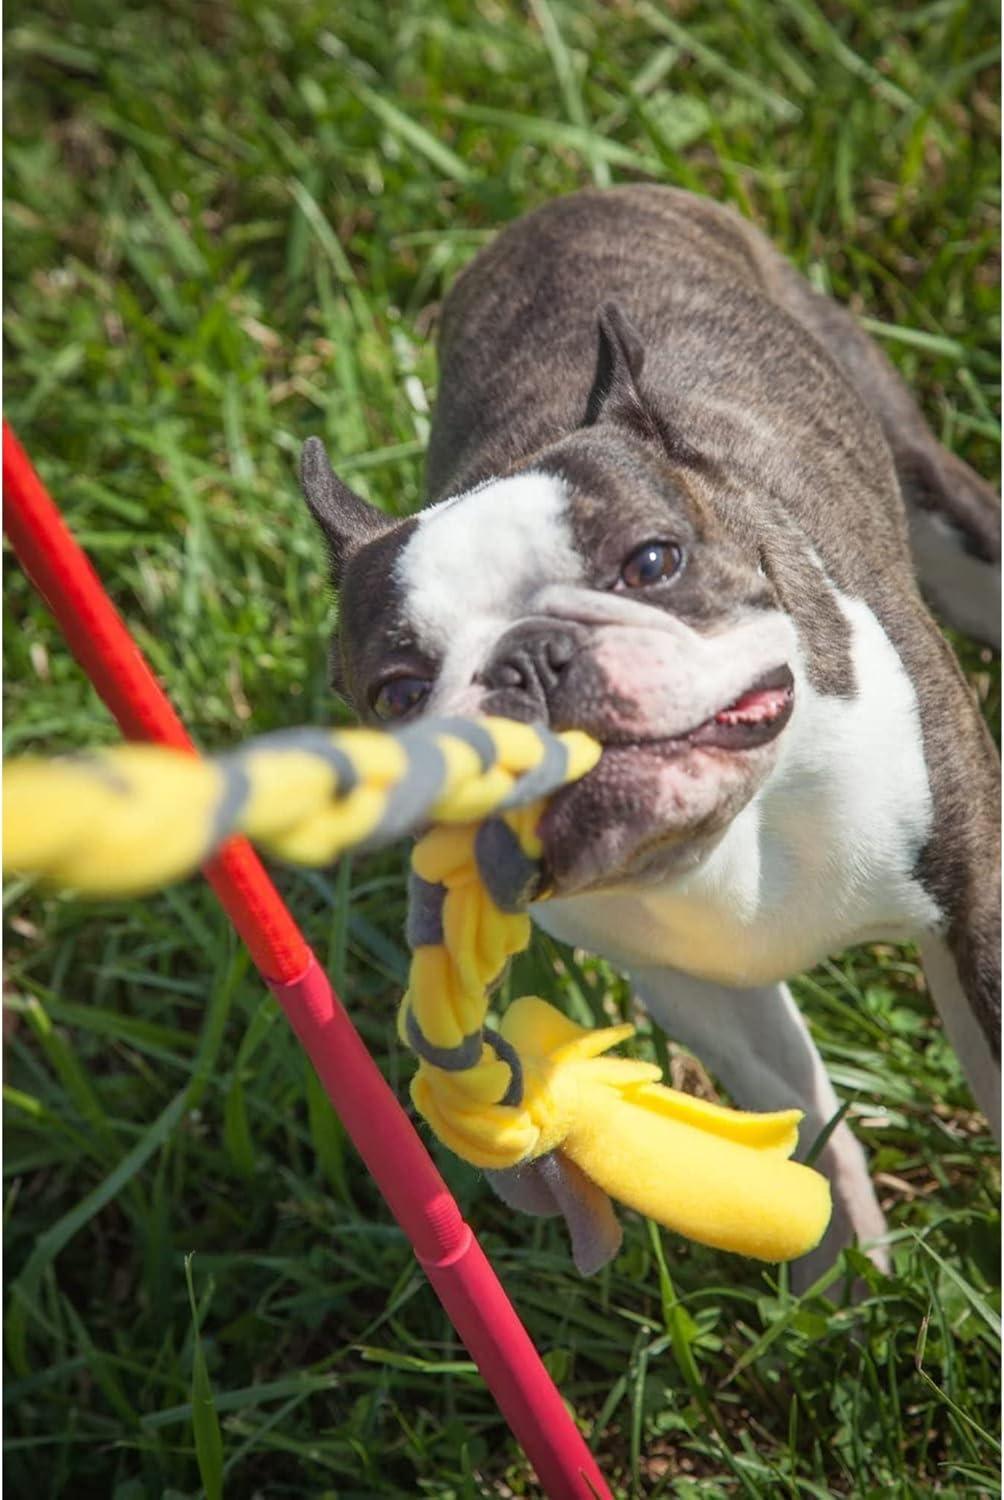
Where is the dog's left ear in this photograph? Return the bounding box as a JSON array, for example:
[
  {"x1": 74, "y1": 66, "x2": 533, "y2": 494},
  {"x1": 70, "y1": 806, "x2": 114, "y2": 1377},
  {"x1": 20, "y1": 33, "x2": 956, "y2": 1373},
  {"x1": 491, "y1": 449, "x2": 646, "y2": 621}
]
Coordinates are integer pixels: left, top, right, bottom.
[{"x1": 583, "y1": 301, "x2": 648, "y2": 427}]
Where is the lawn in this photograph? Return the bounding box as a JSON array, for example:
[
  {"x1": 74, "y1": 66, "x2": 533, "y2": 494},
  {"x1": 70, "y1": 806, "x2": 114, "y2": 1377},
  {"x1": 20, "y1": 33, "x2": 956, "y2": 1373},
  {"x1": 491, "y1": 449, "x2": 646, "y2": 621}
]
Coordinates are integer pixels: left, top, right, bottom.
[{"x1": 3, "y1": 0, "x2": 1000, "y2": 1495}]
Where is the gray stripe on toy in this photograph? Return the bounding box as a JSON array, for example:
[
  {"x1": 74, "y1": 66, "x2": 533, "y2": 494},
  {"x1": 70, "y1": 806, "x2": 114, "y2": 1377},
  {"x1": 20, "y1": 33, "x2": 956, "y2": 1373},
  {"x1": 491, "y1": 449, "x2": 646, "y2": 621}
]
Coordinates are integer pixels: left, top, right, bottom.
[
  {"x1": 237, "y1": 727, "x2": 361, "y2": 797},
  {"x1": 425, "y1": 717, "x2": 499, "y2": 770},
  {"x1": 405, "y1": 1009, "x2": 484, "y2": 1071},
  {"x1": 406, "y1": 874, "x2": 447, "y2": 947},
  {"x1": 211, "y1": 759, "x2": 251, "y2": 847},
  {"x1": 498, "y1": 733, "x2": 569, "y2": 809},
  {"x1": 474, "y1": 818, "x2": 544, "y2": 913},
  {"x1": 364, "y1": 733, "x2": 445, "y2": 847}
]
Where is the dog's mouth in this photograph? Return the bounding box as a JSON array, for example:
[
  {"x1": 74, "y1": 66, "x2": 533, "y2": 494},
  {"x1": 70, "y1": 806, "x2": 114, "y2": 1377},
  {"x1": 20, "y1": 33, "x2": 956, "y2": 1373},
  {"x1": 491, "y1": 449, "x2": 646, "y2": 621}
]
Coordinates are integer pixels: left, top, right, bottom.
[
  {"x1": 537, "y1": 664, "x2": 794, "y2": 894},
  {"x1": 612, "y1": 663, "x2": 795, "y2": 756}
]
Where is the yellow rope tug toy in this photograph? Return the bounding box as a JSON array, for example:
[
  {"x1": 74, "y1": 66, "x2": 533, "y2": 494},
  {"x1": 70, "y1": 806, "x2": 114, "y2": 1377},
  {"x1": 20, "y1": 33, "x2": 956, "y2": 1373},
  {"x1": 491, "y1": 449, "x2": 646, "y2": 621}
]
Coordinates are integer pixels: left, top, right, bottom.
[{"x1": 3, "y1": 716, "x2": 831, "y2": 1272}]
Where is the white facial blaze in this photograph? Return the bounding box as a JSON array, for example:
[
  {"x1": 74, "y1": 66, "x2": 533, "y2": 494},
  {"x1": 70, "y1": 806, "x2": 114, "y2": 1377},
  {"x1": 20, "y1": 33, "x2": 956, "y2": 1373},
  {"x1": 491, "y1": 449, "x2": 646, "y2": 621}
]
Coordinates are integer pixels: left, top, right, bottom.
[{"x1": 395, "y1": 472, "x2": 583, "y2": 712}]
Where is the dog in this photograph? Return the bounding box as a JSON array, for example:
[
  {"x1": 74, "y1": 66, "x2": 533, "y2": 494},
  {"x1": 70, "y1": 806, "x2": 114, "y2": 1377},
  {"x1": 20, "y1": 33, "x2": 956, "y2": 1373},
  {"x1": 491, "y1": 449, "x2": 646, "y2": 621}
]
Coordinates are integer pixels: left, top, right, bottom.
[{"x1": 298, "y1": 185, "x2": 1000, "y2": 1285}]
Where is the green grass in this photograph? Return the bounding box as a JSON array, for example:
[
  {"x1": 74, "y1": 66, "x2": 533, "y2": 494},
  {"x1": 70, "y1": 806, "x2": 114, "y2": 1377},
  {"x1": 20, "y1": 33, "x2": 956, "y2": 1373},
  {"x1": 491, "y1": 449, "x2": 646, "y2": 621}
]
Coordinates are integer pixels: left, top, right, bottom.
[{"x1": 3, "y1": 0, "x2": 1000, "y2": 1495}]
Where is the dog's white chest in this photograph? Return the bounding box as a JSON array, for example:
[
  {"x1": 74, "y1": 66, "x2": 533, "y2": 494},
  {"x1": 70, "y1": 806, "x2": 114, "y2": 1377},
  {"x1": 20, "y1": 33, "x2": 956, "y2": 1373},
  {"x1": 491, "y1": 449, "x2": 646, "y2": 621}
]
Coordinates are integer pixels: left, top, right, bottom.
[{"x1": 536, "y1": 591, "x2": 942, "y2": 985}]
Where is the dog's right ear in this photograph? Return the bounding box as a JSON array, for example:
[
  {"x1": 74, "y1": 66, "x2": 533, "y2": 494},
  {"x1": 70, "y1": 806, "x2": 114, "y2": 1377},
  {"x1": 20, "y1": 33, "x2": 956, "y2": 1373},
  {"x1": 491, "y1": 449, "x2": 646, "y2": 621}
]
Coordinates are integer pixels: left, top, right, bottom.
[
  {"x1": 582, "y1": 301, "x2": 648, "y2": 427},
  {"x1": 299, "y1": 436, "x2": 393, "y2": 585}
]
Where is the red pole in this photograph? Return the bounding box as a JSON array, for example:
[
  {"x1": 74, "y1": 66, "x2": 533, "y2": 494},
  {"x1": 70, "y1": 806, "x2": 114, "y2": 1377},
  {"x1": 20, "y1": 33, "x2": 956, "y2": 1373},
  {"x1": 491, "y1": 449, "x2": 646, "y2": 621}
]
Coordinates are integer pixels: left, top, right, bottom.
[{"x1": 3, "y1": 422, "x2": 611, "y2": 1500}]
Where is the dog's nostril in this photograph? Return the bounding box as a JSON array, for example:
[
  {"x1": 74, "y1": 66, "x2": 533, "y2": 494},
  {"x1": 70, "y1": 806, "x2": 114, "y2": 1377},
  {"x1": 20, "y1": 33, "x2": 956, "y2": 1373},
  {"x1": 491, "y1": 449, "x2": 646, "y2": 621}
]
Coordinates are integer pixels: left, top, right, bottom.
[
  {"x1": 495, "y1": 662, "x2": 526, "y2": 688},
  {"x1": 545, "y1": 634, "x2": 575, "y2": 671},
  {"x1": 480, "y1": 630, "x2": 577, "y2": 701}
]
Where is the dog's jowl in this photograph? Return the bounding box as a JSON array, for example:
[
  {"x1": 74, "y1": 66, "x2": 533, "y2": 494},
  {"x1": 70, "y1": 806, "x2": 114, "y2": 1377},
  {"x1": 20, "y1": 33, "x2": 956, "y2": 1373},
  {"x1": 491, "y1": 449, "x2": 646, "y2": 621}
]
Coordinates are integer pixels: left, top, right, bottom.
[{"x1": 300, "y1": 185, "x2": 1001, "y2": 1286}]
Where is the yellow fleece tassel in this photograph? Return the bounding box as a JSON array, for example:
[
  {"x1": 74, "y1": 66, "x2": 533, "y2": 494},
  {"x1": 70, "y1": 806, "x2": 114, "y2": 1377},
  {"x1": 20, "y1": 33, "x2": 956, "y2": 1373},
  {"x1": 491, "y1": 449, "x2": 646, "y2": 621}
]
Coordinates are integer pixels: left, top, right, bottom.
[{"x1": 497, "y1": 998, "x2": 831, "y2": 1262}]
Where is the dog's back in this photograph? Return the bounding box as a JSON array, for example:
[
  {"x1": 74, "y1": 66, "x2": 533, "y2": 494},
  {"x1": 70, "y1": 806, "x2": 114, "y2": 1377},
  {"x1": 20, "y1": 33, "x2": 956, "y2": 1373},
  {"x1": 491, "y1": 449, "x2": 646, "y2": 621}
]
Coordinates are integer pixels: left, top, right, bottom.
[{"x1": 429, "y1": 185, "x2": 999, "y2": 649}]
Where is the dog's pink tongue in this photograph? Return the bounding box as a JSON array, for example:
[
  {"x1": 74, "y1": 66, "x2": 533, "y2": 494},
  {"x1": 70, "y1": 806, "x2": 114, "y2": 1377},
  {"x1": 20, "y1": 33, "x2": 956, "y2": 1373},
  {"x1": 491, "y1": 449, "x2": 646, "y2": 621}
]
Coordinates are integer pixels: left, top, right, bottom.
[{"x1": 715, "y1": 684, "x2": 791, "y2": 727}]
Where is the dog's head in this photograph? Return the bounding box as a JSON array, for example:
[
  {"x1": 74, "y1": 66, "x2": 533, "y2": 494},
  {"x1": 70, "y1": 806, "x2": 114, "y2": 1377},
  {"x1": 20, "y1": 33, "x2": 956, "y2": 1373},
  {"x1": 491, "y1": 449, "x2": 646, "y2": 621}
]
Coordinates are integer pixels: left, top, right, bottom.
[{"x1": 301, "y1": 304, "x2": 798, "y2": 896}]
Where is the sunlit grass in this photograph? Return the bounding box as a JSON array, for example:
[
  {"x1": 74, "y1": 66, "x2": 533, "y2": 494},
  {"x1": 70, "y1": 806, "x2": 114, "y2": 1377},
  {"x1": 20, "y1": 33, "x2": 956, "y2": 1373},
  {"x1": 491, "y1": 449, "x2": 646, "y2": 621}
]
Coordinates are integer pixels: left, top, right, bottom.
[{"x1": 4, "y1": 0, "x2": 999, "y2": 1494}]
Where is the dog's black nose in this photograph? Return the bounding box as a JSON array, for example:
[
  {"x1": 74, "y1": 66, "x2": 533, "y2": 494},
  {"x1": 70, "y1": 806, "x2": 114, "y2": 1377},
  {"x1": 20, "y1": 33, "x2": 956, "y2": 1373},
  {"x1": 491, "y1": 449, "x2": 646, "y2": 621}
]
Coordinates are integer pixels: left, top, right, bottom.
[{"x1": 477, "y1": 621, "x2": 581, "y2": 722}]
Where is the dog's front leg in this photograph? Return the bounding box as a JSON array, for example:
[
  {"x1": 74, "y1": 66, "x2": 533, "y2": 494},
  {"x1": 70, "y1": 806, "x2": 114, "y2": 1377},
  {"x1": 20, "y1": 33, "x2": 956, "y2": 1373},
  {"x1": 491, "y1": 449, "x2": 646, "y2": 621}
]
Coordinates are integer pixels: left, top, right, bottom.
[{"x1": 627, "y1": 966, "x2": 889, "y2": 1289}]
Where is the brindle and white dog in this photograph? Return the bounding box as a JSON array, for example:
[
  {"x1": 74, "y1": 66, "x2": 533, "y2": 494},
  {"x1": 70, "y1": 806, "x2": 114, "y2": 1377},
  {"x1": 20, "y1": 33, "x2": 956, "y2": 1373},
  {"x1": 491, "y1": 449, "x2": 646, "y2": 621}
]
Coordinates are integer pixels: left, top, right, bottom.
[{"x1": 299, "y1": 186, "x2": 1000, "y2": 1284}]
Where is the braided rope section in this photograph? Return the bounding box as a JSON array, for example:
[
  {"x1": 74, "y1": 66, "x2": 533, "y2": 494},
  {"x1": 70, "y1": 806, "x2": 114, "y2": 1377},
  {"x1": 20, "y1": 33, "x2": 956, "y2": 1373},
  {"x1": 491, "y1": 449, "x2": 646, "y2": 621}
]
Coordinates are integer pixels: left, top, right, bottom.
[
  {"x1": 402, "y1": 806, "x2": 546, "y2": 1168},
  {"x1": 3, "y1": 717, "x2": 600, "y2": 896}
]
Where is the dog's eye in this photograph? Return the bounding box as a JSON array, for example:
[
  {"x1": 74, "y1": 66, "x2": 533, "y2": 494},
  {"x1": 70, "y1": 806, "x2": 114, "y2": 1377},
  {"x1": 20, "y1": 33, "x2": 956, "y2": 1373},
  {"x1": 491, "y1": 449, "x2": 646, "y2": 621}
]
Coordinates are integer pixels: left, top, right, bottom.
[
  {"x1": 619, "y1": 540, "x2": 683, "y2": 589},
  {"x1": 371, "y1": 675, "x2": 431, "y2": 721}
]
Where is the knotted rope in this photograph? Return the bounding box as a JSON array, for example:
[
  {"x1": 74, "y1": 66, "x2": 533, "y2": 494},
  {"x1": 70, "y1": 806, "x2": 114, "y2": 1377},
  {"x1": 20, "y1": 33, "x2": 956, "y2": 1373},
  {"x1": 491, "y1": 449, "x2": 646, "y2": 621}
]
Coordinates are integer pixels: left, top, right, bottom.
[{"x1": 3, "y1": 716, "x2": 832, "y2": 1271}]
